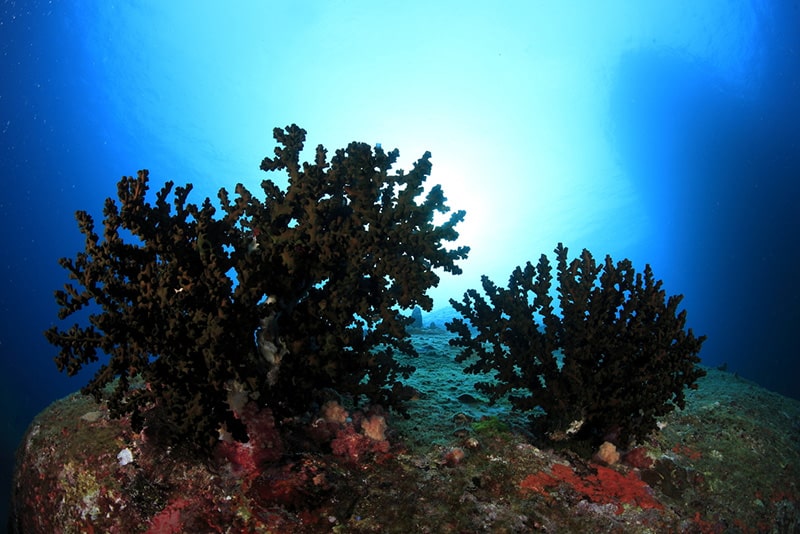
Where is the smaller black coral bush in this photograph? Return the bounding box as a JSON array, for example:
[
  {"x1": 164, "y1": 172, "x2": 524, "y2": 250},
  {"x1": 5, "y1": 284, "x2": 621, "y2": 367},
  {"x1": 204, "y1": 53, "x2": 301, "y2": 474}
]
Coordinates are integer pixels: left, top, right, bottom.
[{"x1": 447, "y1": 243, "x2": 706, "y2": 447}]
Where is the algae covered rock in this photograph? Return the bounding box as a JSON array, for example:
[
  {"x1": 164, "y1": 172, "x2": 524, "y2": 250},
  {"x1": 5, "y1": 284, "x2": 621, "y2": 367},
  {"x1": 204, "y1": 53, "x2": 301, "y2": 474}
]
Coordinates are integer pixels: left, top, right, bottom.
[
  {"x1": 11, "y1": 353, "x2": 800, "y2": 532},
  {"x1": 10, "y1": 391, "x2": 392, "y2": 533}
]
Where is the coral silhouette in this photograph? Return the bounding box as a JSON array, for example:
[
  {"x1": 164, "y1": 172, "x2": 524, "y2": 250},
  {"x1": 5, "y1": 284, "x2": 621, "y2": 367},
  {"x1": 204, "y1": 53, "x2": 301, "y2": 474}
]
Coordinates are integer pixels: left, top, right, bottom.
[
  {"x1": 447, "y1": 243, "x2": 705, "y2": 447},
  {"x1": 45, "y1": 125, "x2": 468, "y2": 452}
]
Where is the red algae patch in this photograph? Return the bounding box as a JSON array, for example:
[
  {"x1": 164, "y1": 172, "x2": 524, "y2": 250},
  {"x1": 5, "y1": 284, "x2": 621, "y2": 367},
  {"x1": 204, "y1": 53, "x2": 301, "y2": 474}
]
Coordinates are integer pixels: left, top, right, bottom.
[{"x1": 521, "y1": 462, "x2": 664, "y2": 514}]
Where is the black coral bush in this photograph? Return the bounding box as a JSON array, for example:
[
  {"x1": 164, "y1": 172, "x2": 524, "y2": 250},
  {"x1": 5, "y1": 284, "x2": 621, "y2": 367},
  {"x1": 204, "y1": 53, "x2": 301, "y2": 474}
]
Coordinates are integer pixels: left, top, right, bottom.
[
  {"x1": 447, "y1": 243, "x2": 705, "y2": 447},
  {"x1": 45, "y1": 125, "x2": 468, "y2": 451}
]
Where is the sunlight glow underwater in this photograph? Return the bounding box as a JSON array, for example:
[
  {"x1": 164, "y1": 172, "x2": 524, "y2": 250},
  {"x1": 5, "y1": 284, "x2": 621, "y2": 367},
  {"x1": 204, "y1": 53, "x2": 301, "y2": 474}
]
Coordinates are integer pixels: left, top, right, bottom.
[
  {"x1": 60, "y1": 1, "x2": 798, "y2": 394},
  {"x1": 74, "y1": 1, "x2": 766, "y2": 308}
]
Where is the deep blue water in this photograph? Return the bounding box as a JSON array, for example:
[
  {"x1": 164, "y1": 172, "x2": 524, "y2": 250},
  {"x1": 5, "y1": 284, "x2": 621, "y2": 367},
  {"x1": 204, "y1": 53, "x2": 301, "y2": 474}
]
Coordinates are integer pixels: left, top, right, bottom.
[{"x1": 1, "y1": 1, "x2": 798, "y2": 528}]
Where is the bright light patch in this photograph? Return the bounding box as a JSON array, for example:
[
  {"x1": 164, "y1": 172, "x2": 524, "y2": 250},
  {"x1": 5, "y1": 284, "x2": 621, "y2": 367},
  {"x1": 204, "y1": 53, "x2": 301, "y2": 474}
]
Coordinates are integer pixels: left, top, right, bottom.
[{"x1": 75, "y1": 0, "x2": 764, "y2": 307}]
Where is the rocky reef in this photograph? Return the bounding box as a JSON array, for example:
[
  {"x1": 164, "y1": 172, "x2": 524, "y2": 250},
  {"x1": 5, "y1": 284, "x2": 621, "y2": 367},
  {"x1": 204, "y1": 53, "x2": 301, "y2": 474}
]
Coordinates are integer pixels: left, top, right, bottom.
[
  {"x1": 11, "y1": 337, "x2": 799, "y2": 532},
  {"x1": 447, "y1": 243, "x2": 706, "y2": 448}
]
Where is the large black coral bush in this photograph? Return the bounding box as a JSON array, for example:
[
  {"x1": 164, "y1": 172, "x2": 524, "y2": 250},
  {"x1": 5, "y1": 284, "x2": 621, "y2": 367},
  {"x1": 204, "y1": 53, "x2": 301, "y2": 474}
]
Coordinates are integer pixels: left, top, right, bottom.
[
  {"x1": 447, "y1": 243, "x2": 705, "y2": 447},
  {"x1": 45, "y1": 125, "x2": 468, "y2": 451}
]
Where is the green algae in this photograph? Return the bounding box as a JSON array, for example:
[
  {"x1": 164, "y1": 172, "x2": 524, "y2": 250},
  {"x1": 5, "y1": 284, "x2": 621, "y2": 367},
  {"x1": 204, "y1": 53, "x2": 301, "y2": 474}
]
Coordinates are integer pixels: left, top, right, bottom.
[{"x1": 471, "y1": 416, "x2": 511, "y2": 438}]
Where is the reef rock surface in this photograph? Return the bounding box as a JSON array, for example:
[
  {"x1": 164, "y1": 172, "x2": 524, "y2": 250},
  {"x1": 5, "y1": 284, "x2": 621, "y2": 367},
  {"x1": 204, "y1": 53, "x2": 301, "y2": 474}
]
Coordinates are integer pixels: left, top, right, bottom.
[{"x1": 11, "y1": 330, "x2": 800, "y2": 532}]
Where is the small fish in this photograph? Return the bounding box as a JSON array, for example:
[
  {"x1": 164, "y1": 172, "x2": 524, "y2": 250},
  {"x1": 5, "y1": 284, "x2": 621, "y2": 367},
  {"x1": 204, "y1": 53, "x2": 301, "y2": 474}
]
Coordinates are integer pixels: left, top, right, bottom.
[{"x1": 248, "y1": 228, "x2": 261, "y2": 253}]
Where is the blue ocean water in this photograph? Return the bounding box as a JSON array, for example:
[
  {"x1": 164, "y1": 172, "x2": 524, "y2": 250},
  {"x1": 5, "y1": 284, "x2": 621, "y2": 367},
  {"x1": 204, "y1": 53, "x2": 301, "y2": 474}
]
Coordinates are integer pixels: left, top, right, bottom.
[{"x1": 1, "y1": 1, "x2": 798, "y2": 527}]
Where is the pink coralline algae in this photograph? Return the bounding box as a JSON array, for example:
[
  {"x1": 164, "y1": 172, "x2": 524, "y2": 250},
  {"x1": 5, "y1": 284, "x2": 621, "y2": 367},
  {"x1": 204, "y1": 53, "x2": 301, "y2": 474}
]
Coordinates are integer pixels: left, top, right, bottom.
[
  {"x1": 330, "y1": 426, "x2": 391, "y2": 463},
  {"x1": 145, "y1": 498, "x2": 190, "y2": 534},
  {"x1": 214, "y1": 401, "x2": 284, "y2": 478},
  {"x1": 520, "y1": 462, "x2": 664, "y2": 515}
]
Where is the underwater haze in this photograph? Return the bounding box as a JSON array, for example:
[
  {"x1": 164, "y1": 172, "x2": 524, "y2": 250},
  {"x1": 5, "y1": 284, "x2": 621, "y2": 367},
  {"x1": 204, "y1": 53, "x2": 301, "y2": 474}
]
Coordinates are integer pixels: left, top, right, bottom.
[{"x1": 1, "y1": 0, "x2": 799, "y2": 526}]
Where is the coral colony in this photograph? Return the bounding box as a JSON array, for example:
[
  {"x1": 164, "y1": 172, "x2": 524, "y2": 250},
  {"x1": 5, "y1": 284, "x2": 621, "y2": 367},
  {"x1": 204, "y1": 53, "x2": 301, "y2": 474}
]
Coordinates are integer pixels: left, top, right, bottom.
[
  {"x1": 447, "y1": 243, "x2": 706, "y2": 448},
  {"x1": 43, "y1": 126, "x2": 706, "y2": 511},
  {"x1": 45, "y1": 124, "x2": 469, "y2": 452}
]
